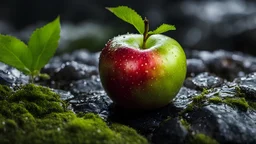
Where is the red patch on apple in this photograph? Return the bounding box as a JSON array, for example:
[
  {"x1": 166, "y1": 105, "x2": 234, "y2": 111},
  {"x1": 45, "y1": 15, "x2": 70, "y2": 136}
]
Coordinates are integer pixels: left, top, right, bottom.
[{"x1": 99, "y1": 44, "x2": 161, "y2": 108}]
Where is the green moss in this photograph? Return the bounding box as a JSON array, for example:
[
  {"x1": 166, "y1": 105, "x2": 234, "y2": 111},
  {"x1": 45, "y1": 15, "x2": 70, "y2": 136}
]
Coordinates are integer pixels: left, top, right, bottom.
[
  {"x1": 0, "y1": 84, "x2": 148, "y2": 144},
  {"x1": 0, "y1": 85, "x2": 12, "y2": 100},
  {"x1": 180, "y1": 89, "x2": 210, "y2": 115},
  {"x1": 192, "y1": 89, "x2": 209, "y2": 104},
  {"x1": 111, "y1": 123, "x2": 148, "y2": 144},
  {"x1": 224, "y1": 97, "x2": 249, "y2": 111},
  {"x1": 179, "y1": 118, "x2": 190, "y2": 130},
  {"x1": 193, "y1": 94, "x2": 206, "y2": 103},
  {"x1": 209, "y1": 96, "x2": 223, "y2": 104},
  {"x1": 9, "y1": 84, "x2": 66, "y2": 117},
  {"x1": 190, "y1": 133, "x2": 219, "y2": 144},
  {"x1": 234, "y1": 86, "x2": 246, "y2": 97},
  {"x1": 179, "y1": 103, "x2": 194, "y2": 115},
  {"x1": 248, "y1": 101, "x2": 256, "y2": 110}
]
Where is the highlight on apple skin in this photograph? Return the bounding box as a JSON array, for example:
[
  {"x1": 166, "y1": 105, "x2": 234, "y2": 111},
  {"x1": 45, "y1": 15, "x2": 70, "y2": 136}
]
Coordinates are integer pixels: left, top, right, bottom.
[{"x1": 99, "y1": 34, "x2": 187, "y2": 109}]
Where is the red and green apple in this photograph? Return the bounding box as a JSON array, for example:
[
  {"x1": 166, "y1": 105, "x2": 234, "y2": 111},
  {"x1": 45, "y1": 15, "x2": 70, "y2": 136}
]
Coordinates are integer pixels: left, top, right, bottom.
[{"x1": 99, "y1": 6, "x2": 187, "y2": 109}]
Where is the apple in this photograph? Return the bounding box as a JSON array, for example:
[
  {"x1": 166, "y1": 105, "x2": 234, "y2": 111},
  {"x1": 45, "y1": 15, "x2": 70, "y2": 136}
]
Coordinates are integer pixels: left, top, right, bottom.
[{"x1": 99, "y1": 33, "x2": 186, "y2": 109}]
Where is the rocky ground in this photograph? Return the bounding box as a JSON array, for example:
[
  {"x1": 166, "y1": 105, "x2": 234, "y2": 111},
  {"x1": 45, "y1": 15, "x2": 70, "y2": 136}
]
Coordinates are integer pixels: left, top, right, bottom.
[{"x1": 1, "y1": 48, "x2": 256, "y2": 144}]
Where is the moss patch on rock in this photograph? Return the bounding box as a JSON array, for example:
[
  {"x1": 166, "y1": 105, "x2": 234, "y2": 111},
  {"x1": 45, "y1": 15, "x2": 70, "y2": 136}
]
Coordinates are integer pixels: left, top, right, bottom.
[
  {"x1": 223, "y1": 97, "x2": 249, "y2": 111},
  {"x1": 209, "y1": 96, "x2": 222, "y2": 104},
  {"x1": 0, "y1": 84, "x2": 148, "y2": 144},
  {"x1": 179, "y1": 118, "x2": 190, "y2": 130},
  {"x1": 180, "y1": 85, "x2": 255, "y2": 114},
  {"x1": 190, "y1": 133, "x2": 219, "y2": 144}
]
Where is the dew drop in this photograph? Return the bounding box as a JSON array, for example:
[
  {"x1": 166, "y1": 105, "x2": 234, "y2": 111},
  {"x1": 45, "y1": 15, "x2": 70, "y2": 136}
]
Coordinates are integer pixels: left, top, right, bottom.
[
  {"x1": 145, "y1": 70, "x2": 148, "y2": 73},
  {"x1": 145, "y1": 63, "x2": 148, "y2": 65}
]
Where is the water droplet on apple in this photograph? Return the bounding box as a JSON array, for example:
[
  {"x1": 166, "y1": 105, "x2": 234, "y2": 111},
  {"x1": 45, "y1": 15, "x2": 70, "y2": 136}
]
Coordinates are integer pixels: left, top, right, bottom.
[
  {"x1": 145, "y1": 63, "x2": 148, "y2": 65},
  {"x1": 145, "y1": 70, "x2": 148, "y2": 73}
]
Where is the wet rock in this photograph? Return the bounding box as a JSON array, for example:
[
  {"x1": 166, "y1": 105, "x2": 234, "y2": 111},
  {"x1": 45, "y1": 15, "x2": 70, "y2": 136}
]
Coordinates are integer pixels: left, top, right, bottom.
[
  {"x1": 186, "y1": 59, "x2": 207, "y2": 77},
  {"x1": 52, "y1": 61, "x2": 98, "y2": 81},
  {"x1": 108, "y1": 87, "x2": 198, "y2": 140},
  {"x1": 152, "y1": 117, "x2": 188, "y2": 144},
  {"x1": 172, "y1": 87, "x2": 199, "y2": 109},
  {"x1": 0, "y1": 70, "x2": 15, "y2": 86},
  {"x1": 184, "y1": 72, "x2": 224, "y2": 90},
  {"x1": 70, "y1": 50, "x2": 100, "y2": 66},
  {"x1": 234, "y1": 72, "x2": 256, "y2": 99},
  {"x1": 52, "y1": 89, "x2": 75, "y2": 101},
  {"x1": 0, "y1": 63, "x2": 29, "y2": 86},
  {"x1": 42, "y1": 49, "x2": 99, "y2": 79},
  {"x1": 191, "y1": 50, "x2": 256, "y2": 80},
  {"x1": 70, "y1": 75, "x2": 103, "y2": 94},
  {"x1": 203, "y1": 85, "x2": 238, "y2": 99},
  {"x1": 70, "y1": 90, "x2": 112, "y2": 119},
  {"x1": 184, "y1": 104, "x2": 256, "y2": 144}
]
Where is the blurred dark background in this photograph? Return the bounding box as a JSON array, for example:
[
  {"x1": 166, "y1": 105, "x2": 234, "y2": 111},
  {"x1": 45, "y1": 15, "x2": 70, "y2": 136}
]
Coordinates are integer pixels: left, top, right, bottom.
[{"x1": 0, "y1": 0, "x2": 256, "y2": 55}]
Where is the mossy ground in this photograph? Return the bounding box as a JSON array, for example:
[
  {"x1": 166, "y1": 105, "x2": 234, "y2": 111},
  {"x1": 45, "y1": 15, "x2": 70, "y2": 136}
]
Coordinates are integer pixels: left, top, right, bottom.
[
  {"x1": 176, "y1": 86, "x2": 254, "y2": 144},
  {"x1": 0, "y1": 84, "x2": 148, "y2": 144},
  {"x1": 190, "y1": 133, "x2": 219, "y2": 144},
  {"x1": 180, "y1": 86, "x2": 255, "y2": 114}
]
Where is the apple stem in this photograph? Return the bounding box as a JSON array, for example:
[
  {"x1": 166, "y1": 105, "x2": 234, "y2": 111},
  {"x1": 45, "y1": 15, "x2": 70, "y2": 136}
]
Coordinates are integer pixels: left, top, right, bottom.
[{"x1": 142, "y1": 17, "x2": 151, "y2": 49}]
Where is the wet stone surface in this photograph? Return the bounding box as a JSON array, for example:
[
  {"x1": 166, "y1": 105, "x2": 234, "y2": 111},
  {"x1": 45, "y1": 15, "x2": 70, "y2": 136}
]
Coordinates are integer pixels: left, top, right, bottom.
[{"x1": 1, "y1": 49, "x2": 256, "y2": 144}]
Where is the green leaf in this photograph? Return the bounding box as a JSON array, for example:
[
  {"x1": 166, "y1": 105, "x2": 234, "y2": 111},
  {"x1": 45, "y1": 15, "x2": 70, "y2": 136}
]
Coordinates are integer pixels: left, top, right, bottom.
[
  {"x1": 107, "y1": 6, "x2": 144, "y2": 34},
  {"x1": 28, "y1": 16, "x2": 61, "y2": 71},
  {"x1": 148, "y1": 24, "x2": 176, "y2": 35},
  {"x1": 0, "y1": 35, "x2": 32, "y2": 74}
]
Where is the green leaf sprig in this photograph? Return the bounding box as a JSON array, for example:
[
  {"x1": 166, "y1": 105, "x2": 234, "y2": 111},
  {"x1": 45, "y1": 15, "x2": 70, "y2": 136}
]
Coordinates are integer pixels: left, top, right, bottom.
[
  {"x1": 0, "y1": 16, "x2": 61, "y2": 83},
  {"x1": 106, "y1": 6, "x2": 176, "y2": 49}
]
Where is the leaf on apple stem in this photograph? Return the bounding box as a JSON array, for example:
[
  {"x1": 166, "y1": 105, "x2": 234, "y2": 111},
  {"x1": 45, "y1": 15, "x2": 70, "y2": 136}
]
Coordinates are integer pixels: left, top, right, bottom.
[
  {"x1": 148, "y1": 24, "x2": 176, "y2": 35},
  {"x1": 106, "y1": 6, "x2": 144, "y2": 34},
  {"x1": 107, "y1": 6, "x2": 176, "y2": 36}
]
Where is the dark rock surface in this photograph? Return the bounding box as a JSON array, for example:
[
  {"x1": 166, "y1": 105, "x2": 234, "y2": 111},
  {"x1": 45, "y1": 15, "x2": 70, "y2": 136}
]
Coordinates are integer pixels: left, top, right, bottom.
[
  {"x1": 0, "y1": 49, "x2": 256, "y2": 144},
  {"x1": 152, "y1": 117, "x2": 188, "y2": 144}
]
